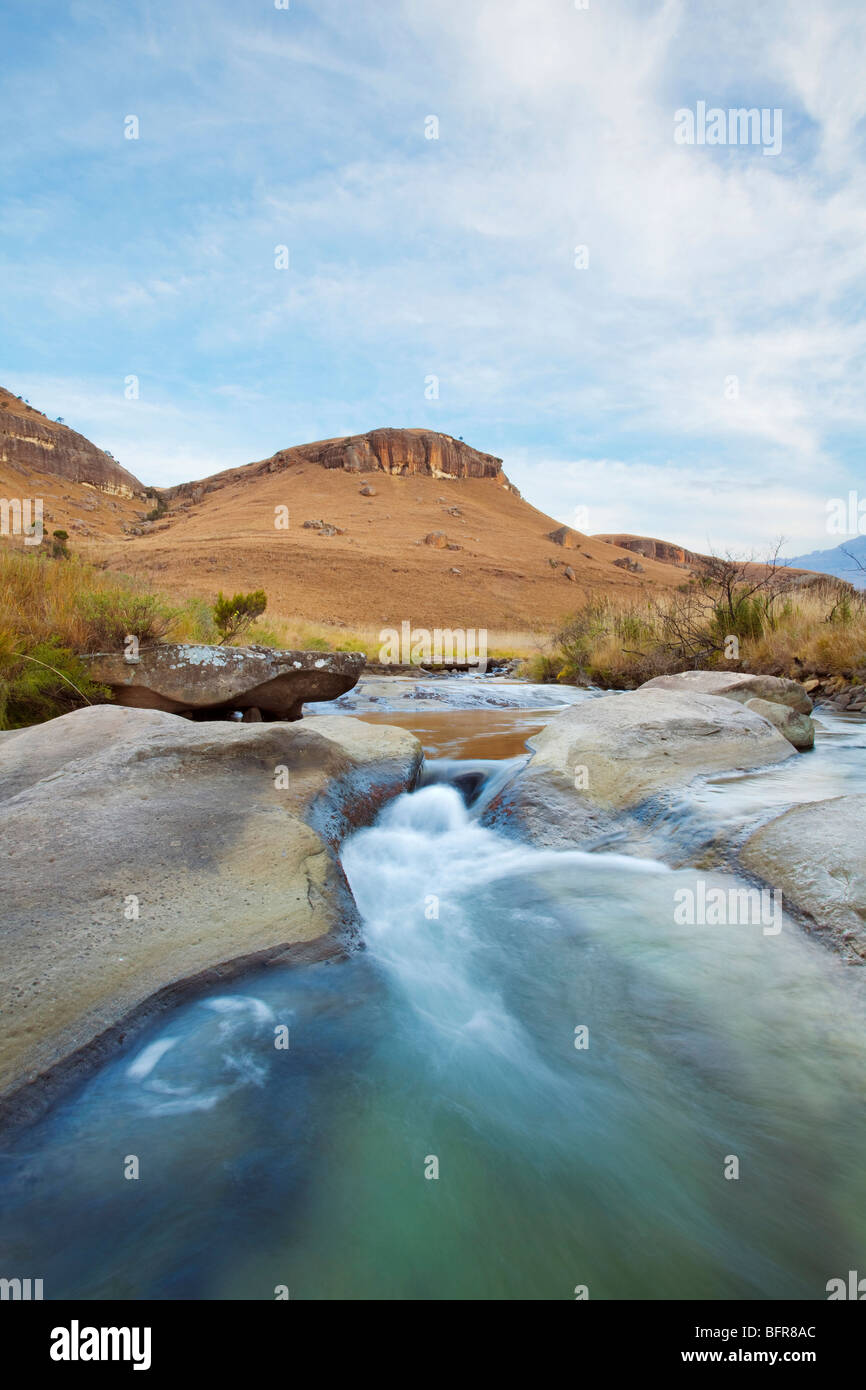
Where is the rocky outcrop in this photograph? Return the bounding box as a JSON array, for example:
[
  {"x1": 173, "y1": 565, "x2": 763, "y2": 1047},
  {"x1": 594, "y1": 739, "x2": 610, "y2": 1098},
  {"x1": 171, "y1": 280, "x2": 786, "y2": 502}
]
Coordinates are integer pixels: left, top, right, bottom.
[
  {"x1": 0, "y1": 385, "x2": 146, "y2": 497},
  {"x1": 639, "y1": 670, "x2": 814, "y2": 715},
  {"x1": 486, "y1": 688, "x2": 794, "y2": 845},
  {"x1": 594, "y1": 533, "x2": 706, "y2": 567},
  {"x1": 0, "y1": 704, "x2": 421, "y2": 1125},
  {"x1": 547, "y1": 525, "x2": 582, "y2": 548},
  {"x1": 162, "y1": 429, "x2": 519, "y2": 506},
  {"x1": 84, "y1": 644, "x2": 366, "y2": 720},
  {"x1": 740, "y1": 795, "x2": 866, "y2": 960}
]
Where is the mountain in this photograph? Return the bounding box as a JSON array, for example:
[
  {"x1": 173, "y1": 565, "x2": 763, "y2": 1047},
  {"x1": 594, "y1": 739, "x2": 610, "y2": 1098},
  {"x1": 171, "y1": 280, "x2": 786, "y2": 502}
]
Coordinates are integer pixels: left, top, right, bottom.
[
  {"x1": 784, "y1": 536, "x2": 866, "y2": 590},
  {"x1": 92, "y1": 427, "x2": 692, "y2": 633},
  {"x1": 0, "y1": 386, "x2": 146, "y2": 497},
  {"x1": 0, "y1": 386, "x2": 154, "y2": 542},
  {"x1": 0, "y1": 385, "x2": 829, "y2": 635}
]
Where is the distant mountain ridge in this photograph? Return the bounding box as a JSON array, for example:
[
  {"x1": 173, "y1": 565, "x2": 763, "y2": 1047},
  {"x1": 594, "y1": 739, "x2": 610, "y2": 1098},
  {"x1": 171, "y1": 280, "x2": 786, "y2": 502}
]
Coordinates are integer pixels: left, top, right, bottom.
[{"x1": 784, "y1": 536, "x2": 866, "y2": 590}]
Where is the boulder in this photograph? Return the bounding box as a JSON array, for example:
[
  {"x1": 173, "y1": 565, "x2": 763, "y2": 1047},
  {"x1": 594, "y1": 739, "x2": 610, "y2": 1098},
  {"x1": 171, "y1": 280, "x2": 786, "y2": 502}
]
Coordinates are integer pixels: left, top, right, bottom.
[
  {"x1": 547, "y1": 525, "x2": 581, "y2": 548},
  {"x1": 486, "y1": 689, "x2": 794, "y2": 845},
  {"x1": 639, "y1": 670, "x2": 813, "y2": 714},
  {"x1": 83, "y1": 644, "x2": 365, "y2": 720},
  {"x1": 423, "y1": 531, "x2": 448, "y2": 548},
  {"x1": 740, "y1": 795, "x2": 866, "y2": 960},
  {"x1": 0, "y1": 705, "x2": 421, "y2": 1124},
  {"x1": 744, "y1": 697, "x2": 814, "y2": 751}
]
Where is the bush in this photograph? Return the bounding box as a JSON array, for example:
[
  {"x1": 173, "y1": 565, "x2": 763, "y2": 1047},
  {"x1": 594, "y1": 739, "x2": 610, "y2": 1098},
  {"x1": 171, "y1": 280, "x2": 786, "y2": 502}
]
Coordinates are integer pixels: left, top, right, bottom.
[
  {"x1": 213, "y1": 590, "x2": 268, "y2": 645},
  {"x1": 0, "y1": 629, "x2": 108, "y2": 730}
]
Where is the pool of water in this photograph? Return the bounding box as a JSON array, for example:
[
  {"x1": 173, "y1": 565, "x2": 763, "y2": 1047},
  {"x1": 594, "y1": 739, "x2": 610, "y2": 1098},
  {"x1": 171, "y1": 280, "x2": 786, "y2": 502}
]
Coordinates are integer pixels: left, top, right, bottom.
[{"x1": 2, "y1": 689, "x2": 865, "y2": 1300}]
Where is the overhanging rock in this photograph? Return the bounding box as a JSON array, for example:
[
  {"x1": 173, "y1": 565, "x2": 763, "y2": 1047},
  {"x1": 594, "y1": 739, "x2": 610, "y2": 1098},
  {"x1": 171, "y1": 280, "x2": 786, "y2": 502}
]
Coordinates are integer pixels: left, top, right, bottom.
[{"x1": 84, "y1": 643, "x2": 366, "y2": 720}]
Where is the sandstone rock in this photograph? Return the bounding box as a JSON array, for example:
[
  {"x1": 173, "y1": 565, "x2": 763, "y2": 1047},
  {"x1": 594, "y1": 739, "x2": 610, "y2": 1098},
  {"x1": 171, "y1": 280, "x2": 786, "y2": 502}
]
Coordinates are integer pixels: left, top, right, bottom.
[
  {"x1": 744, "y1": 697, "x2": 814, "y2": 751},
  {"x1": 639, "y1": 670, "x2": 813, "y2": 714},
  {"x1": 486, "y1": 689, "x2": 794, "y2": 845},
  {"x1": 83, "y1": 644, "x2": 365, "y2": 721},
  {"x1": 613, "y1": 556, "x2": 644, "y2": 573},
  {"x1": 359, "y1": 485, "x2": 377, "y2": 496},
  {"x1": 0, "y1": 386, "x2": 146, "y2": 498},
  {"x1": 547, "y1": 526, "x2": 581, "y2": 548},
  {"x1": 740, "y1": 795, "x2": 866, "y2": 960},
  {"x1": 424, "y1": 531, "x2": 448, "y2": 548},
  {"x1": 0, "y1": 705, "x2": 421, "y2": 1124},
  {"x1": 563, "y1": 565, "x2": 576, "y2": 581},
  {"x1": 593, "y1": 533, "x2": 705, "y2": 567}
]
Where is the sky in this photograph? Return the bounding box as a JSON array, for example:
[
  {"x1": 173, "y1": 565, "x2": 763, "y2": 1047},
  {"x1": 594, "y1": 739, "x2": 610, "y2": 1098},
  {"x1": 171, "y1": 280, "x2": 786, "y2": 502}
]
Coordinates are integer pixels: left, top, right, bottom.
[{"x1": 1, "y1": 0, "x2": 864, "y2": 555}]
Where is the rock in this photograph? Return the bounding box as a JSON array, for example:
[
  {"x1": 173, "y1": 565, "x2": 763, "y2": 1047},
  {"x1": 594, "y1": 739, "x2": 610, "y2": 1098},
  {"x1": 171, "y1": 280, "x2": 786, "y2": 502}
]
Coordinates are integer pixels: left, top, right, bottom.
[
  {"x1": 83, "y1": 644, "x2": 366, "y2": 721},
  {"x1": 547, "y1": 525, "x2": 582, "y2": 548},
  {"x1": 740, "y1": 795, "x2": 866, "y2": 960},
  {"x1": 241, "y1": 706, "x2": 262, "y2": 722},
  {"x1": 424, "y1": 532, "x2": 448, "y2": 548},
  {"x1": 563, "y1": 565, "x2": 576, "y2": 581},
  {"x1": 639, "y1": 670, "x2": 813, "y2": 714},
  {"x1": 359, "y1": 485, "x2": 377, "y2": 496},
  {"x1": 486, "y1": 689, "x2": 794, "y2": 845},
  {"x1": 0, "y1": 384, "x2": 146, "y2": 498},
  {"x1": 802, "y1": 679, "x2": 821, "y2": 693},
  {"x1": 612, "y1": 556, "x2": 644, "y2": 573},
  {"x1": 0, "y1": 705, "x2": 421, "y2": 1125},
  {"x1": 744, "y1": 697, "x2": 814, "y2": 751},
  {"x1": 593, "y1": 533, "x2": 705, "y2": 567}
]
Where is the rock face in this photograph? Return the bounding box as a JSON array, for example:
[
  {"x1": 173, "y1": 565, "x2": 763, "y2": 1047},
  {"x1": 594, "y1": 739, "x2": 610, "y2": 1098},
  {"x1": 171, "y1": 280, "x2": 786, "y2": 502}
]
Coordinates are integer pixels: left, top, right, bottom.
[
  {"x1": 593, "y1": 533, "x2": 705, "y2": 567},
  {"x1": 740, "y1": 795, "x2": 866, "y2": 960},
  {"x1": 0, "y1": 385, "x2": 146, "y2": 497},
  {"x1": 486, "y1": 688, "x2": 794, "y2": 845},
  {"x1": 640, "y1": 670, "x2": 814, "y2": 715},
  {"x1": 0, "y1": 705, "x2": 421, "y2": 1124},
  {"x1": 162, "y1": 429, "x2": 518, "y2": 506},
  {"x1": 303, "y1": 428, "x2": 504, "y2": 481},
  {"x1": 84, "y1": 644, "x2": 366, "y2": 720}
]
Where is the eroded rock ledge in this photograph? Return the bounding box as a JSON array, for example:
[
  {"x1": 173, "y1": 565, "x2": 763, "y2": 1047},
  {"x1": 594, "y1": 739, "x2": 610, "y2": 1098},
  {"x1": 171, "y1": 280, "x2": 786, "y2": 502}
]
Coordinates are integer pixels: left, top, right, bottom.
[
  {"x1": 84, "y1": 644, "x2": 366, "y2": 720},
  {"x1": 0, "y1": 705, "x2": 421, "y2": 1128}
]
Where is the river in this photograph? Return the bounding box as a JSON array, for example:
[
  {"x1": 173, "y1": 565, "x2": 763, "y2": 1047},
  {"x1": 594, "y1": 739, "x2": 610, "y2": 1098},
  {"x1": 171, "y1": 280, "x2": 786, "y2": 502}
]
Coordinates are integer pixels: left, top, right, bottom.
[{"x1": 1, "y1": 677, "x2": 864, "y2": 1299}]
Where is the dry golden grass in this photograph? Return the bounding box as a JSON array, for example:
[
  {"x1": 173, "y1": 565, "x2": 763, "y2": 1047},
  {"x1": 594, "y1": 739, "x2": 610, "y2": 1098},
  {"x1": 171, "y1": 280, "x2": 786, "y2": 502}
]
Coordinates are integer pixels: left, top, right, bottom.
[{"x1": 530, "y1": 585, "x2": 866, "y2": 687}]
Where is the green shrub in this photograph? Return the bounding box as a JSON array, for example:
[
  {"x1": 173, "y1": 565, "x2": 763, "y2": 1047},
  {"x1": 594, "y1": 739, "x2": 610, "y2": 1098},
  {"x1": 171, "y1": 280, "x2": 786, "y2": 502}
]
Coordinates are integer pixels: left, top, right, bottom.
[{"x1": 213, "y1": 590, "x2": 268, "y2": 645}]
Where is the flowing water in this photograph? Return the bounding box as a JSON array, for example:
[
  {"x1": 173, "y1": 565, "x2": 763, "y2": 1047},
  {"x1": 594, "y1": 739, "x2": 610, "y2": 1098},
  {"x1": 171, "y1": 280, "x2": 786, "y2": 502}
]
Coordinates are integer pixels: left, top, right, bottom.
[{"x1": 1, "y1": 681, "x2": 864, "y2": 1300}]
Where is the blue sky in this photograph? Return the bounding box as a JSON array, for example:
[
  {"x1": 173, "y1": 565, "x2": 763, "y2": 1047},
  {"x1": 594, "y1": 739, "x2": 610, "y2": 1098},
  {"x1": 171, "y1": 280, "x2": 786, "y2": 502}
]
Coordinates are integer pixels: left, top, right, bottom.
[{"x1": 1, "y1": 0, "x2": 864, "y2": 553}]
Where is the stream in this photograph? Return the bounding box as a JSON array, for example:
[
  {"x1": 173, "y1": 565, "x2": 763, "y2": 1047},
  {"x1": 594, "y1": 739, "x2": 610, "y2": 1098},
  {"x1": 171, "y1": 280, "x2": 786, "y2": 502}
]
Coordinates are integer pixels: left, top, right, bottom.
[{"x1": 1, "y1": 678, "x2": 864, "y2": 1300}]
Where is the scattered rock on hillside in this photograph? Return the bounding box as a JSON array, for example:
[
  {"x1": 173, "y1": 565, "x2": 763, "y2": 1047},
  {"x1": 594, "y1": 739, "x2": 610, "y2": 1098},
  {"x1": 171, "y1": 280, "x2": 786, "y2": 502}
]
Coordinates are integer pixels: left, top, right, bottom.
[
  {"x1": 84, "y1": 644, "x2": 366, "y2": 720},
  {"x1": 359, "y1": 485, "x2": 377, "y2": 496},
  {"x1": 424, "y1": 532, "x2": 448, "y2": 548},
  {"x1": 563, "y1": 565, "x2": 576, "y2": 581},
  {"x1": 548, "y1": 526, "x2": 582, "y2": 548},
  {"x1": 0, "y1": 705, "x2": 422, "y2": 1124},
  {"x1": 613, "y1": 556, "x2": 644, "y2": 573}
]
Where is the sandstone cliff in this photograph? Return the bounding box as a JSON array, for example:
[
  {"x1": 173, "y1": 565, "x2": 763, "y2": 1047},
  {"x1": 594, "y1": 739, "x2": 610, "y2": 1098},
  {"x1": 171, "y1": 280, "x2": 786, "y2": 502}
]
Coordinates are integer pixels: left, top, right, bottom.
[
  {"x1": 162, "y1": 427, "x2": 517, "y2": 504},
  {"x1": 593, "y1": 532, "x2": 706, "y2": 567},
  {"x1": 0, "y1": 386, "x2": 146, "y2": 497}
]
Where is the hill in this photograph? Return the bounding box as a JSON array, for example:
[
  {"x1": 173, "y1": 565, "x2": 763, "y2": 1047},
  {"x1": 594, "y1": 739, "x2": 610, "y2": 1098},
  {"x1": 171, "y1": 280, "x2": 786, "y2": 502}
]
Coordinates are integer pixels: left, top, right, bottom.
[{"x1": 88, "y1": 428, "x2": 691, "y2": 634}]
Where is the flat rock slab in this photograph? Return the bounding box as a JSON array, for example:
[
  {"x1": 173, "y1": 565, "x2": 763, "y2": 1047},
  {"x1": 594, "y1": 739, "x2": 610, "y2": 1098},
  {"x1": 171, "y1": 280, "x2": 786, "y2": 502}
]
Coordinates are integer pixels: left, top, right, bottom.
[
  {"x1": 0, "y1": 704, "x2": 420, "y2": 1126},
  {"x1": 84, "y1": 644, "x2": 366, "y2": 719},
  {"x1": 741, "y1": 795, "x2": 866, "y2": 961},
  {"x1": 639, "y1": 670, "x2": 813, "y2": 714}
]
